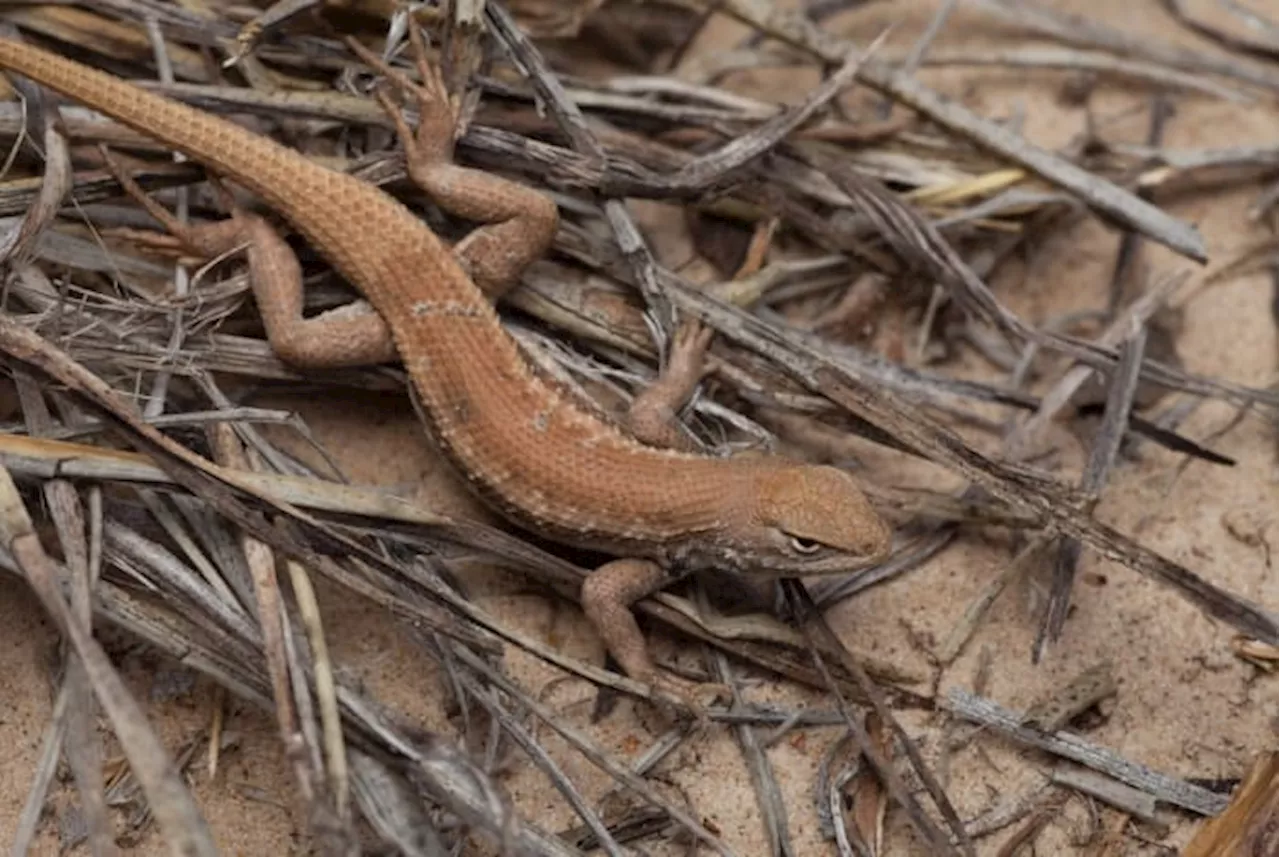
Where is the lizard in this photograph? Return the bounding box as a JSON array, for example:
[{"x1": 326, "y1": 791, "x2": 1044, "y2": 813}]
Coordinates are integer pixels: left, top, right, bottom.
[{"x1": 0, "y1": 31, "x2": 892, "y2": 708}]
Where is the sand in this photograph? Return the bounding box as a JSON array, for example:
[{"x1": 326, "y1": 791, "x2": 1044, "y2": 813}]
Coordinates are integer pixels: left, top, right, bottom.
[{"x1": 0, "y1": 1, "x2": 1275, "y2": 854}]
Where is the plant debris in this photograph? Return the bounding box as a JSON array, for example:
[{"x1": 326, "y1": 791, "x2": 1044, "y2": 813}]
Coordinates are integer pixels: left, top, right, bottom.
[{"x1": 0, "y1": 1, "x2": 1273, "y2": 855}]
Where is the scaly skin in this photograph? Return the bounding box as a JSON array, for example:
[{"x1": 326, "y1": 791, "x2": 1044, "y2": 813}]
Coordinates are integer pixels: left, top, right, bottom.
[{"x1": 0, "y1": 37, "x2": 891, "y2": 704}]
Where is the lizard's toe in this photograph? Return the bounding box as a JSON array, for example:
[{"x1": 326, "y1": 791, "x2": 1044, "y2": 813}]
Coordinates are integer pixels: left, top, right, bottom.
[{"x1": 649, "y1": 673, "x2": 731, "y2": 724}]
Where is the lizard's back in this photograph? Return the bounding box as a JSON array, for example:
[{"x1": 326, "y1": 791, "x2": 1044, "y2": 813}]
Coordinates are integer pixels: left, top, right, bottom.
[{"x1": 0, "y1": 40, "x2": 747, "y2": 551}]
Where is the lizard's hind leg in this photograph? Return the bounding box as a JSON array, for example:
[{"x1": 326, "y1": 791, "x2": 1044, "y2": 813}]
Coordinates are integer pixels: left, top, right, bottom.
[
  {"x1": 101, "y1": 149, "x2": 398, "y2": 369},
  {"x1": 347, "y1": 27, "x2": 558, "y2": 301}
]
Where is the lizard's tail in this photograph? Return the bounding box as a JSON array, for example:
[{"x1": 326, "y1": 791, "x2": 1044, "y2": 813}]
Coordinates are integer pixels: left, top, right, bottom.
[
  {"x1": 0, "y1": 39, "x2": 356, "y2": 235},
  {"x1": 0, "y1": 38, "x2": 440, "y2": 298}
]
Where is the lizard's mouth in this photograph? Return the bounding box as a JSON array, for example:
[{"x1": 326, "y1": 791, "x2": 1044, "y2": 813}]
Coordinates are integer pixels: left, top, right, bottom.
[
  {"x1": 750, "y1": 550, "x2": 890, "y2": 577},
  {"x1": 673, "y1": 542, "x2": 891, "y2": 577}
]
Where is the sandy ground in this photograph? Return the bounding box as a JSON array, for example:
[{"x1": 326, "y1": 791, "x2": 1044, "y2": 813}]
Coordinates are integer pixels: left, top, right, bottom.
[{"x1": 0, "y1": 1, "x2": 1276, "y2": 855}]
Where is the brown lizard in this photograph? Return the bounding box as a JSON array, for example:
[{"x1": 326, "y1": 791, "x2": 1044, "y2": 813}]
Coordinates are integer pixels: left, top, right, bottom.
[{"x1": 0, "y1": 32, "x2": 891, "y2": 707}]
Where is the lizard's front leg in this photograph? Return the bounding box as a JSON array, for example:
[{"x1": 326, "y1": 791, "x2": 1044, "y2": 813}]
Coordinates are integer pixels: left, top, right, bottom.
[
  {"x1": 581, "y1": 557, "x2": 731, "y2": 713},
  {"x1": 586, "y1": 321, "x2": 737, "y2": 712},
  {"x1": 626, "y1": 320, "x2": 716, "y2": 452}
]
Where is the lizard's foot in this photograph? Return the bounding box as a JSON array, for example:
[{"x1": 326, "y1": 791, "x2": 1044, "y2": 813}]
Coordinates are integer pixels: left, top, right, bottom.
[
  {"x1": 583, "y1": 557, "x2": 729, "y2": 722},
  {"x1": 98, "y1": 145, "x2": 244, "y2": 258},
  {"x1": 347, "y1": 26, "x2": 459, "y2": 171},
  {"x1": 626, "y1": 319, "x2": 715, "y2": 451},
  {"x1": 98, "y1": 227, "x2": 188, "y2": 257},
  {"x1": 647, "y1": 671, "x2": 732, "y2": 724},
  {"x1": 663, "y1": 319, "x2": 715, "y2": 391}
]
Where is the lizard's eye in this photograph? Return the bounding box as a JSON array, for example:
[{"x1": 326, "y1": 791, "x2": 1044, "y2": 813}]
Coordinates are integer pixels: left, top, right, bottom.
[{"x1": 787, "y1": 535, "x2": 823, "y2": 554}]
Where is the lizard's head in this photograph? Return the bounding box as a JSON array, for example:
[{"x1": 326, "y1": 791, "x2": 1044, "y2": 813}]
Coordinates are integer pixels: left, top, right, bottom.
[{"x1": 698, "y1": 463, "x2": 892, "y2": 576}]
